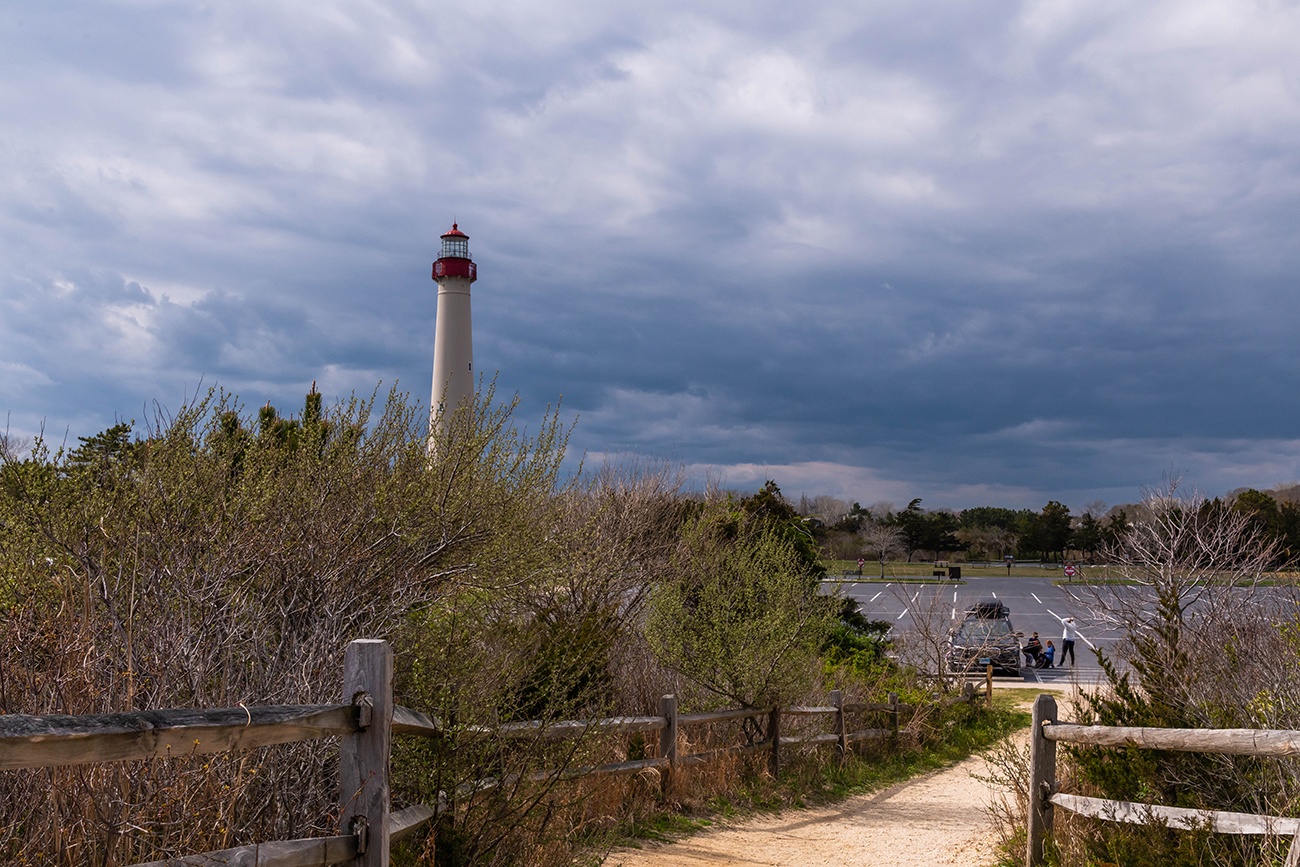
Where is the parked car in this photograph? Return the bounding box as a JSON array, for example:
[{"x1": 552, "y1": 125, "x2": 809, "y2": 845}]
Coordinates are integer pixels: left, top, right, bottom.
[{"x1": 947, "y1": 598, "x2": 1022, "y2": 675}]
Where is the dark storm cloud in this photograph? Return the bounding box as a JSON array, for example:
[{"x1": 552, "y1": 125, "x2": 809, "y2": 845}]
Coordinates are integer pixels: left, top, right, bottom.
[{"x1": 3, "y1": 0, "x2": 1300, "y2": 510}]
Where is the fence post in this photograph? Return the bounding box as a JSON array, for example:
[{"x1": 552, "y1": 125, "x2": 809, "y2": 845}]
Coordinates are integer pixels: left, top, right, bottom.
[
  {"x1": 341, "y1": 639, "x2": 393, "y2": 867},
  {"x1": 831, "y1": 690, "x2": 847, "y2": 762},
  {"x1": 1026, "y1": 693, "x2": 1058, "y2": 867},
  {"x1": 659, "y1": 694, "x2": 678, "y2": 795},
  {"x1": 888, "y1": 692, "x2": 899, "y2": 742},
  {"x1": 768, "y1": 707, "x2": 781, "y2": 779}
]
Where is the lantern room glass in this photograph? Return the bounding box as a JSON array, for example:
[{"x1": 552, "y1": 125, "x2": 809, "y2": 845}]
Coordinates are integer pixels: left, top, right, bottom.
[{"x1": 441, "y1": 236, "x2": 470, "y2": 259}]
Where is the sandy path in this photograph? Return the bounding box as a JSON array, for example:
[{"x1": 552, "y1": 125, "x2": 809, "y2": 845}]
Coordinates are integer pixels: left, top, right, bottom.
[{"x1": 602, "y1": 738, "x2": 1021, "y2": 867}]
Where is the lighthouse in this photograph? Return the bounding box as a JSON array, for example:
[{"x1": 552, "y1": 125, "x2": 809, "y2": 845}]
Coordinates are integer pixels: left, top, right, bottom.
[{"x1": 429, "y1": 222, "x2": 478, "y2": 439}]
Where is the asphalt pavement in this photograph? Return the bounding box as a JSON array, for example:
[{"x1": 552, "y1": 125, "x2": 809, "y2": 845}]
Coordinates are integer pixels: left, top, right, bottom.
[{"x1": 823, "y1": 573, "x2": 1125, "y2": 687}]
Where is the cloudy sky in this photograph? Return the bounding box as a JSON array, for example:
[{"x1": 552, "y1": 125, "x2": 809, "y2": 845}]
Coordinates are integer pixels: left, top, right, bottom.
[{"x1": 2, "y1": 0, "x2": 1299, "y2": 511}]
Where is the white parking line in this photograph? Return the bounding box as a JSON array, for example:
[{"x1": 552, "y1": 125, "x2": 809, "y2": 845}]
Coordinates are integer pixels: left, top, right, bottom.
[
  {"x1": 910, "y1": 591, "x2": 919, "y2": 603},
  {"x1": 1031, "y1": 592, "x2": 1042, "y2": 604},
  {"x1": 896, "y1": 609, "x2": 908, "y2": 620},
  {"x1": 870, "y1": 592, "x2": 883, "y2": 603},
  {"x1": 991, "y1": 592, "x2": 998, "y2": 598}
]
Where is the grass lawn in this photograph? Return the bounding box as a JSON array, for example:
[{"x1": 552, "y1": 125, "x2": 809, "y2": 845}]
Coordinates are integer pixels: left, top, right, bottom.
[
  {"x1": 823, "y1": 560, "x2": 1300, "y2": 585},
  {"x1": 822, "y1": 560, "x2": 1123, "y2": 580}
]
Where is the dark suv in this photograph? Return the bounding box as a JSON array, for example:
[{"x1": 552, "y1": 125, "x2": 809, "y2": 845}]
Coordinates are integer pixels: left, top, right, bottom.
[{"x1": 946, "y1": 599, "x2": 1022, "y2": 675}]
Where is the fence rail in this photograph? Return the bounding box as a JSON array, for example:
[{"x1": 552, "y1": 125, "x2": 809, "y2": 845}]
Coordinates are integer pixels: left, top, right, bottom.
[
  {"x1": 0, "y1": 639, "x2": 981, "y2": 866},
  {"x1": 1026, "y1": 694, "x2": 1300, "y2": 867}
]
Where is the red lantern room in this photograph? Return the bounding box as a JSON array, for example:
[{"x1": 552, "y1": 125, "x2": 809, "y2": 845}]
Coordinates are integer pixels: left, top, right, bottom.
[{"x1": 432, "y1": 223, "x2": 477, "y2": 282}]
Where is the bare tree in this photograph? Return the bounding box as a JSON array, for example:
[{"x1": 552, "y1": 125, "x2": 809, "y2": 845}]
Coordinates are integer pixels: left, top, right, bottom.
[
  {"x1": 1081, "y1": 499, "x2": 1108, "y2": 519},
  {"x1": 859, "y1": 521, "x2": 904, "y2": 578},
  {"x1": 956, "y1": 526, "x2": 1016, "y2": 561}
]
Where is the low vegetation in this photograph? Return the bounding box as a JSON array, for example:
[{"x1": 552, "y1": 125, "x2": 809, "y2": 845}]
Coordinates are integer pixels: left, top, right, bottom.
[
  {"x1": 0, "y1": 385, "x2": 1004, "y2": 866},
  {"x1": 981, "y1": 480, "x2": 1300, "y2": 867}
]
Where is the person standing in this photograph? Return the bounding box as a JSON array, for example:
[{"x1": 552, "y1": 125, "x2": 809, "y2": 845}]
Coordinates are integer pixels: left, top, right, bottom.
[{"x1": 1061, "y1": 617, "x2": 1079, "y2": 667}]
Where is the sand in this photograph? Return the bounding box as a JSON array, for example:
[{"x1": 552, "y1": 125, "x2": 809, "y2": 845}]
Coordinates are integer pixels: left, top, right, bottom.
[{"x1": 602, "y1": 738, "x2": 1020, "y2": 867}]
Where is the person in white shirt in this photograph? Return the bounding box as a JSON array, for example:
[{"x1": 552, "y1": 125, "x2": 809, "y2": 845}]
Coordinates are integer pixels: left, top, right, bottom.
[{"x1": 1061, "y1": 617, "x2": 1079, "y2": 666}]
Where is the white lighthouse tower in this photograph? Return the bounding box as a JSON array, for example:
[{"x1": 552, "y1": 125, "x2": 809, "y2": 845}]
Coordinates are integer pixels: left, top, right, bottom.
[{"x1": 429, "y1": 222, "x2": 478, "y2": 439}]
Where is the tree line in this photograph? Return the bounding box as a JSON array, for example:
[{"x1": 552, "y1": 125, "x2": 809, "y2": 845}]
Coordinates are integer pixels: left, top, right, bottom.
[{"x1": 799, "y1": 488, "x2": 1300, "y2": 567}]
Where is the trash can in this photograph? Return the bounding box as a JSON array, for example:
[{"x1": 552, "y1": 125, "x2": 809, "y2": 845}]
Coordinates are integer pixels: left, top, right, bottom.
[{"x1": 948, "y1": 566, "x2": 962, "y2": 581}]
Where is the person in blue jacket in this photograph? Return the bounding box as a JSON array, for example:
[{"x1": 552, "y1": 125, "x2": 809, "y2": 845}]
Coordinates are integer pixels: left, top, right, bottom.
[{"x1": 1039, "y1": 640, "x2": 1056, "y2": 669}]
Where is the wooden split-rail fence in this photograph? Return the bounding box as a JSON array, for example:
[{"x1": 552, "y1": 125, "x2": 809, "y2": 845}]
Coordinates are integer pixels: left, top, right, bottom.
[
  {"x1": 0, "y1": 638, "x2": 983, "y2": 867},
  {"x1": 1027, "y1": 693, "x2": 1300, "y2": 866}
]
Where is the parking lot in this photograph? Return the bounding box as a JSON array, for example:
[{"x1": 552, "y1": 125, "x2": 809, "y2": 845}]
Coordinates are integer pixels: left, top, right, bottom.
[{"x1": 823, "y1": 573, "x2": 1126, "y2": 686}]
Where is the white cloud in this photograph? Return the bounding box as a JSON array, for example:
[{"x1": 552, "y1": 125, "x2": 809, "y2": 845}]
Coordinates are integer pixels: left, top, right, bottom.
[{"x1": 3, "y1": 0, "x2": 1300, "y2": 509}]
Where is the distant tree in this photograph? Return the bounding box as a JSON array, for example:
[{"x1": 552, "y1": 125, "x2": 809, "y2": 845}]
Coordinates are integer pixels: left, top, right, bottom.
[
  {"x1": 896, "y1": 498, "x2": 926, "y2": 561},
  {"x1": 923, "y1": 509, "x2": 963, "y2": 559},
  {"x1": 864, "y1": 500, "x2": 896, "y2": 522},
  {"x1": 958, "y1": 506, "x2": 1020, "y2": 531},
  {"x1": 1071, "y1": 512, "x2": 1103, "y2": 561},
  {"x1": 1100, "y1": 506, "x2": 1131, "y2": 551},
  {"x1": 859, "y1": 521, "x2": 905, "y2": 577},
  {"x1": 1038, "y1": 500, "x2": 1073, "y2": 562},
  {"x1": 957, "y1": 526, "x2": 1016, "y2": 561},
  {"x1": 1273, "y1": 484, "x2": 1300, "y2": 506},
  {"x1": 1013, "y1": 508, "x2": 1044, "y2": 559},
  {"x1": 1229, "y1": 489, "x2": 1300, "y2": 566},
  {"x1": 1082, "y1": 500, "x2": 1109, "y2": 520},
  {"x1": 796, "y1": 494, "x2": 855, "y2": 532},
  {"x1": 1232, "y1": 488, "x2": 1278, "y2": 522},
  {"x1": 893, "y1": 499, "x2": 963, "y2": 561}
]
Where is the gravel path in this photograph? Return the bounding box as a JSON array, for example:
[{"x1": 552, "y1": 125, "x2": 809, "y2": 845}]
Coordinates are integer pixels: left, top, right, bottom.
[{"x1": 602, "y1": 736, "x2": 1022, "y2": 867}]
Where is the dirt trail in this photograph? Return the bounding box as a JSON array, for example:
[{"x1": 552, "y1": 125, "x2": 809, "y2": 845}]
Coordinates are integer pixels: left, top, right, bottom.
[{"x1": 603, "y1": 736, "x2": 1023, "y2": 867}]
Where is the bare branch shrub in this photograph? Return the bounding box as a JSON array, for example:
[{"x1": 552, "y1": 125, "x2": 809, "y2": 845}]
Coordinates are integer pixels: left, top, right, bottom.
[
  {"x1": 0, "y1": 383, "x2": 576, "y2": 865},
  {"x1": 1056, "y1": 477, "x2": 1300, "y2": 866},
  {"x1": 0, "y1": 392, "x2": 1011, "y2": 866},
  {"x1": 890, "y1": 584, "x2": 961, "y2": 691}
]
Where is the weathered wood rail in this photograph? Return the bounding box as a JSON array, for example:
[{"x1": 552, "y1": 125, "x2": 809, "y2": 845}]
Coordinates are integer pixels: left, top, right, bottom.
[
  {"x1": 1026, "y1": 693, "x2": 1300, "y2": 866},
  {"x1": 0, "y1": 639, "x2": 981, "y2": 866}
]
